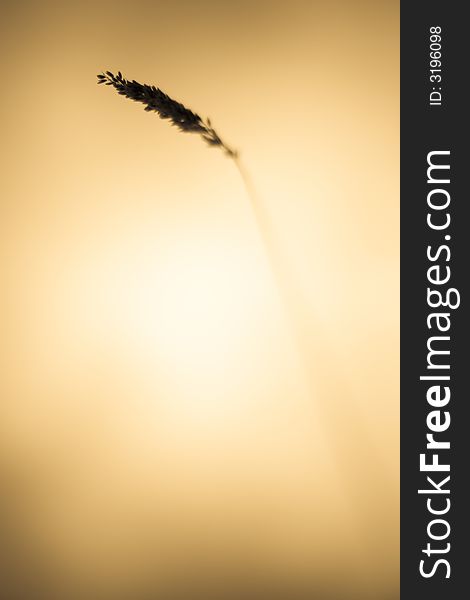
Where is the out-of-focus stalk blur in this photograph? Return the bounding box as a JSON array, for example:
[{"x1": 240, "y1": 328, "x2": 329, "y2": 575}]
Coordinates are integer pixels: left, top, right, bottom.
[{"x1": 0, "y1": 1, "x2": 398, "y2": 598}]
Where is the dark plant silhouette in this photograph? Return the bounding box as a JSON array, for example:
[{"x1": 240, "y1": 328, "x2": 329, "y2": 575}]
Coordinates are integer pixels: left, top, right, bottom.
[
  {"x1": 97, "y1": 71, "x2": 237, "y2": 157},
  {"x1": 96, "y1": 70, "x2": 393, "y2": 533}
]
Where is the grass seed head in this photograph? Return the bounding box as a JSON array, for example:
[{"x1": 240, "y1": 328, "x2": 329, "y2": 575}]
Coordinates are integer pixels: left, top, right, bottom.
[{"x1": 97, "y1": 71, "x2": 237, "y2": 157}]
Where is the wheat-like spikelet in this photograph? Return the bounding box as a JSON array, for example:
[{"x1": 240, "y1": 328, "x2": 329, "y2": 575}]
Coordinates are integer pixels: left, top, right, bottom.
[
  {"x1": 96, "y1": 70, "x2": 388, "y2": 530},
  {"x1": 97, "y1": 71, "x2": 237, "y2": 157}
]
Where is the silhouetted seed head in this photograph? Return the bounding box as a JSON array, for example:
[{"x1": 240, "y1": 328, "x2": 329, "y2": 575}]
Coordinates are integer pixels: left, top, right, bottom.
[{"x1": 97, "y1": 71, "x2": 237, "y2": 157}]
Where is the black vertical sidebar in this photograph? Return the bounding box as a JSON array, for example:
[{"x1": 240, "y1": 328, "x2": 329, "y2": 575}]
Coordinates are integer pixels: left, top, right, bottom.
[{"x1": 401, "y1": 2, "x2": 467, "y2": 599}]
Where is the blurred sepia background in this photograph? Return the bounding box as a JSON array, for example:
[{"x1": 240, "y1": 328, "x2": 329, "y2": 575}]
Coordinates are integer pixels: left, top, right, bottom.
[{"x1": 0, "y1": 1, "x2": 398, "y2": 598}]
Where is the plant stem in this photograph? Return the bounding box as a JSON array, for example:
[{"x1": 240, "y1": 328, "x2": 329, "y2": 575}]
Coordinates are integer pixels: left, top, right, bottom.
[{"x1": 231, "y1": 155, "x2": 393, "y2": 546}]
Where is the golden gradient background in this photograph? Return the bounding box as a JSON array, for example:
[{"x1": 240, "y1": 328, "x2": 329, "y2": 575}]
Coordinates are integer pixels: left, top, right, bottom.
[{"x1": 1, "y1": 1, "x2": 399, "y2": 598}]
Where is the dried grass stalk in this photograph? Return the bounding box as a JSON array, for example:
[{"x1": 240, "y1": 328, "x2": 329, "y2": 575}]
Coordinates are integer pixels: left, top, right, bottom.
[
  {"x1": 97, "y1": 71, "x2": 237, "y2": 157},
  {"x1": 96, "y1": 70, "x2": 391, "y2": 521}
]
